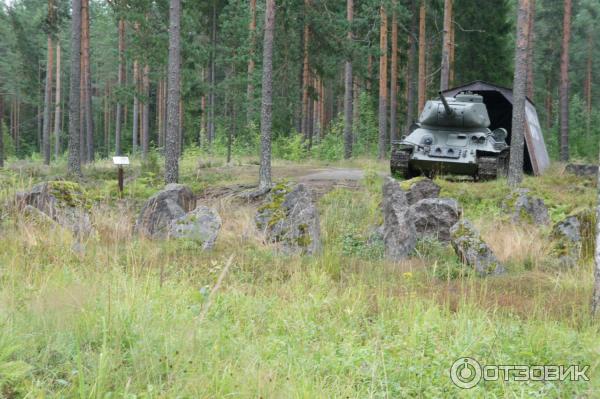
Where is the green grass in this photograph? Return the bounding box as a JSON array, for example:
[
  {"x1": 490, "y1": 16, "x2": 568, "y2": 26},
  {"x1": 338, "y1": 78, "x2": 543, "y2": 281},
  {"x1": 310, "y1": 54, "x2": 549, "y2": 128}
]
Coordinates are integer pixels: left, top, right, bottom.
[{"x1": 0, "y1": 153, "x2": 599, "y2": 397}]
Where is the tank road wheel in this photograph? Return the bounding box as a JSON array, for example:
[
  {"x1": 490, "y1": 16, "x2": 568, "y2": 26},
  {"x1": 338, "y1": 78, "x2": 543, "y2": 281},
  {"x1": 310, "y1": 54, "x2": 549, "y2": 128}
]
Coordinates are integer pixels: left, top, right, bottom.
[
  {"x1": 390, "y1": 148, "x2": 414, "y2": 179},
  {"x1": 476, "y1": 155, "x2": 507, "y2": 181}
]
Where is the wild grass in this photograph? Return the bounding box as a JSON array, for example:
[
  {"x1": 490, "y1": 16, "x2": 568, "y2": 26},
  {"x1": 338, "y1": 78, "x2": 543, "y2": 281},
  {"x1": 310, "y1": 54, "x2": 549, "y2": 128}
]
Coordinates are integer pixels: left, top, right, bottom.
[{"x1": 0, "y1": 155, "x2": 599, "y2": 397}]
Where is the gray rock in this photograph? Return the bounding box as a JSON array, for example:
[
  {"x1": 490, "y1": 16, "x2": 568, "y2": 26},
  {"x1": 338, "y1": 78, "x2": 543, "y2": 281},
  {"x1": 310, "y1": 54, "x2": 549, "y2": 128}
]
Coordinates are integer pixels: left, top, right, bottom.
[
  {"x1": 255, "y1": 183, "x2": 321, "y2": 255},
  {"x1": 401, "y1": 177, "x2": 441, "y2": 205},
  {"x1": 135, "y1": 184, "x2": 196, "y2": 238},
  {"x1": 551, "y1": 216, "x2": 581, "y2": 267},
  {"x1": 382, "y1": 177, "x2": 416, "y2": 260},
  {"x1": 450, "y1": 220, "x2": 505, "y2": 276},
  {"x1": 17, "y1": 181, "x2": 93, "y2": 238},
  {"x1": 565, "y1": 163, "x2": 598, "y2": 178},
  {"x1": 503, "y1": 188, "x2": 550, "y2": 225},
  {"x1": 410, "y1": 198, "x2": 461, "y2": 242},
  {"x1": 168, "y1": 205, "x2": 222, "y2": 250}
]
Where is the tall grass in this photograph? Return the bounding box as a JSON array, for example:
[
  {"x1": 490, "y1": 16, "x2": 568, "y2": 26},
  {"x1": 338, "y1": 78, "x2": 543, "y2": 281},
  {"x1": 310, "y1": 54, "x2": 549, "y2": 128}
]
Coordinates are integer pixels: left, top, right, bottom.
[{"x1": 0, "y1": 158, "x2": 598, "y2": 397}]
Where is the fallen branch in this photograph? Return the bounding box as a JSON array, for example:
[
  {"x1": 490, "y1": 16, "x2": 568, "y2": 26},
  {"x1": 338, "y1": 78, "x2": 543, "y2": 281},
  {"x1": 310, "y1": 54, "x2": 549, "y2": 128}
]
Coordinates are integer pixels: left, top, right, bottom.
[{"x1": 198, "y1": 255, "x2": 234, "y2": 323}]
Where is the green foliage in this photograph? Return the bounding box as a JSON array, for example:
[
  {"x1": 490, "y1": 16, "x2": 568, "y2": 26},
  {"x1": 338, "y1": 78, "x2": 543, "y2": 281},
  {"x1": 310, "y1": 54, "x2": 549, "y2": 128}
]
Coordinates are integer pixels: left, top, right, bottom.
[{"x1": 273, "y1": 133, "x2": 307, "y2": 162}]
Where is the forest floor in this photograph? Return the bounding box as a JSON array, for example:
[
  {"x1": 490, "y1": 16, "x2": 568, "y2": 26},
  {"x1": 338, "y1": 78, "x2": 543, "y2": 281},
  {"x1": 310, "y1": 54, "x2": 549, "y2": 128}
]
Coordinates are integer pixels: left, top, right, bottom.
[{"x1": 0, "y1": 153, "x2": 599, "y2": 397}]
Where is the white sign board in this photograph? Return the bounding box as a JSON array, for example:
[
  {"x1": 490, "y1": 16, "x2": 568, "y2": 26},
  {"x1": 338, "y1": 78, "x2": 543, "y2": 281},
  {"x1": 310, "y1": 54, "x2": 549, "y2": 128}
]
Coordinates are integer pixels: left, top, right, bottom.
[{"x1": 112, "y1": 156, "x2": 130, "y2": 165}]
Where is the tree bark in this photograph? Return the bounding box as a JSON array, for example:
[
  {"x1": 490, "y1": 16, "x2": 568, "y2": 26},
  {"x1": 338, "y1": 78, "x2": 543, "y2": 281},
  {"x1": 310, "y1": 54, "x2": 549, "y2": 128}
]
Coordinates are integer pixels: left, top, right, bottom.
[
  {"x1": 343, "y1": 0, "x2": 353, "y2": 158},
  {"x1": 247, "y1": 0, "x2": 257, "y2": 125},
  {"x1": 559, "y1": 0, "x2": 571, "y2": 162},
  {"x1": 352, "y1": 79, "x2": 360, "y2": 145},
  {"x1": 440, "y1": 0, "x2": 452, "y2": 91},
  {"x1": 417, "y1": 0, "x2": 426, "y2": 112},
  {"x1": 377, "y1": 5, "x2": 388, "y2": 159},
  {"x1": 258, "y1": 0, "x2": 275, "y2": 191},
  {"x1": 82, "y1": 0, "x2": 93, "y2": 162},
  {"x1": 67, "y1": 0, "x2": 82, "y2": 176},
  {"x1": 448, "y1": 11, "x2": 455, "y2": 86},
  {"x1": 133, "y1": 58, "x2": 139, "y2": 153},
  {"x1": 115, "y1": 18, "x2": 125, "y2": 156},
  {"x1": 54, "y1": 42, "x2": 61, "y2": 158},
  {"x1": 508, "y1": 0, "x2": 529, "y2": 187},
  {"x1": 526, "y1": 0, "x2": 535, "y2": 99},
  {"x1": 389, "y1": 3, "x2": 398, "y2": 143},
  {"x1": 585, "y1": 31, "x2": 593, "y2": 131},
  {"x1": 165, "y1": 0, "x2": 181, "y2": 184},
  {"x1": 208, "y1": 2, "x2": 217, "y2": 145},
  {"x1": 405, "y1": 0, "x2": 418, "y2": 132},
  {"x1": 43, "y1": 35, "x2": 53, "y2": 165},
  {"x1": 142, "y1": 64, "x2": 150, "y2": 159},
  {"x1": 301, "y1": 0, "x2": 310, "y2": 141}
]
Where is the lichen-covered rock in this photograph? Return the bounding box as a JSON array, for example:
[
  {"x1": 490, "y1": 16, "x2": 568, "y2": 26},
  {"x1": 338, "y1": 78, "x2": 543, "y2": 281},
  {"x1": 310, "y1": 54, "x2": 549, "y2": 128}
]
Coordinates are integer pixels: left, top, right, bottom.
[
  {"x1": 502, "y1": 188, "x2": 550, "y2": 225},
  {"x1": 255, "y1": 183, "x2": 321, "y2": 255},
  {"x1": 410, "y1": 198, "x2": 461, "y2": 242},
  {"x1": 551, "y1": 216, "x2": 581, "y2": 267},
  {"x1": 383, "y1": 177, "x2": 416, "y2": 260},
  {"x1": 565, "y1": 163, "x2": 598, "y2": 178},
  {"x1": 450, "y1": 220, "x2": 505, "y2": 276},
  {"x1": 135, "y1": 184, "x2": 196, "y2": 238},
  {"x1": 551, "y1": 209, "x2": 596, "y2": 266},
  {"x1": 17, "y1": 181, "x2": 93, "y2": 237},
  {"x1": 168, "y1": 205, "x2": 222, "y2": 250},
  {"x1": 400, "y1": 177, "x2": 441, "y2": 205}
]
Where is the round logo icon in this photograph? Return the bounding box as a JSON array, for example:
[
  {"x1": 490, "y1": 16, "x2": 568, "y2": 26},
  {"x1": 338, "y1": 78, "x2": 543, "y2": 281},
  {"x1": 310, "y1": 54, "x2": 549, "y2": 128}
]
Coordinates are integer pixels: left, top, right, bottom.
[{"x1": 450, "y1": 357, "x2": 482, "y2": 389}]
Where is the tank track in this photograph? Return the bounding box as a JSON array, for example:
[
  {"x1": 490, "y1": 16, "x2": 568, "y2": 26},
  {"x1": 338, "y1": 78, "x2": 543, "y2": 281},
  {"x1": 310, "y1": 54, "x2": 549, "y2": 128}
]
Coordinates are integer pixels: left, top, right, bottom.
[
  {"x1": 477, "y1": 152, "x2": 509, "y2": 181},
  {"x1": 390, "y1": 147, "x2": 413, "y2": 179}
]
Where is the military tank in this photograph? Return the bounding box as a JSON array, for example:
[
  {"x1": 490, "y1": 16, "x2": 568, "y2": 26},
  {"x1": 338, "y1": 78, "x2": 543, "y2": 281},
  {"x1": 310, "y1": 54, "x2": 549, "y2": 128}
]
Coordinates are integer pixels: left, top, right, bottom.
[{"x1": 391, "y1": 91, "x2": 509, "y2": 180}]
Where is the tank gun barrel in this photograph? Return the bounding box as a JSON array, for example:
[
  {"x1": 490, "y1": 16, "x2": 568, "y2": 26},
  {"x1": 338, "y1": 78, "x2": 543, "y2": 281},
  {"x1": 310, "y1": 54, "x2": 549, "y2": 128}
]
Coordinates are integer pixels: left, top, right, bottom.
[{"x1": 438, "y1": 91, "x2": 453, "y2": 116}]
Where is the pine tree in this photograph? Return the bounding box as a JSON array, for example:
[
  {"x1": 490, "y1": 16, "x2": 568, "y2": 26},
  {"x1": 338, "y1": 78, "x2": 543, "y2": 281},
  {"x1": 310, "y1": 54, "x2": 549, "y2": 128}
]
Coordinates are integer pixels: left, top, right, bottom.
[
  {"x1": 508, "y1": 0, "x2": 530, "y2": 186},
  {"x1": 258, "y1": 0, "x2": 275, "y2": 191},
  {"x1": 67, "y1": 0, "x2": 82, "y2": 176},
  {"x1": 377, "y1": 5, "x2": 387, "y2": 160},
  {"x1": 343, "y1": 0, "x2": 353, "y2": 159},
  {"x1": 165, "y1": 0, "x2": 181, "y2": 184},
  {"x1": 559, "y1": 0, "x2": 571, "y2": 161}
]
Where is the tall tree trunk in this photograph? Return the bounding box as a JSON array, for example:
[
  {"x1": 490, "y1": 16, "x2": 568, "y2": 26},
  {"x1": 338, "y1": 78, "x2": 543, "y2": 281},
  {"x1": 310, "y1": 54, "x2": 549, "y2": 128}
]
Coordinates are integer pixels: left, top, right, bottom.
[
  {"x1": 389, "y1": 3, "x2": 398, "y2": 143},
  {"x1": 79, "y1": 45, "x2": 86, "y2": 164},
  {"x1": 343, "y1": 0, "x2": 353, "y2": 158},
  {"x1": 82, "y1": 0, "x2": 93, "y2": 162},
  {"x1": 448, "y1": 11, "x2": 455, "y2": 86},
  {"x1": 142, "y1": 64, "x2": 150, "y2": 159},
  {"x1": 508, "y1": 0, "x2": 530, "y2": 187},
  {"x1": 132, "y1": 58, "x2": 139, "y2": 153},
  {"x1": 585, "y1": 31, "x2": 593, "y2": 131},
  {"x1": 157, "y1": 79, "x2": 163, "y2": 148},
  {"x1": 405, "y1": 0, "x2": 418, "y2": 132},
  {"x1": 377, "y1": 5, "x2": 388, "y2": 159},
  {"x1": 104, "y1": 84, "x2": 109, "y2": 156},
  {"x1": 440, "y1": 0, "x2": 452, "y2": 91},
  {"x1": 68, "y1": 0, "x2": 82, "y2": 176},
  {"x1": 43, "y1": 34, "x2": 54, "y2": 165},
  {"x1": 208, "y1": 2, "x2": 217, "y2": 145},
  {"x1": 417, "y1": 0, "x2": 426, "y2": 112},
  {"x1": 54, "y1": 42, "x2": 61, "y2": 158},
  {"x1": 526, "y1": 0, "x2": 535, "y2": 99},
  {"x1": 301, "y1": 0, "x2": 310, "y2": 141},
  {"x1": 115, "y1": 18, "x2": 125, "y2": 156},
  {"x1": 258, "y1": 0, "x2": 275, "y2": 191},
  {"x1": 165, "y1": 0, "x2": 181, "y2": 183},
  {"x1": 247, "y1": 0, "x2": 257, "y2": 125},
  {"x1": 352, "y1": 79, "x2": 360, "y2": 145},
  {"x1": 559, "y1": 0, "x2": 571, "y2": 162}
]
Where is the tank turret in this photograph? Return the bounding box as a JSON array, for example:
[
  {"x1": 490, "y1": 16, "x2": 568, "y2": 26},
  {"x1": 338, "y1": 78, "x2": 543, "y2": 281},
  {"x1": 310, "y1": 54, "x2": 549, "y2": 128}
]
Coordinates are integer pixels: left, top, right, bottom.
[{"x1": 390, "y1": 91, "x2": 509, "y2": 180}]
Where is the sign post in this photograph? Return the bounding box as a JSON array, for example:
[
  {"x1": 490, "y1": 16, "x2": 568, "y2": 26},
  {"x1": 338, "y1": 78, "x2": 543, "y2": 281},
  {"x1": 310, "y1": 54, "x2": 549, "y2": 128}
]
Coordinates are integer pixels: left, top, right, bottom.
[{"x1": 112, "y1": 156, "x2": 130, "y2": 198}]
